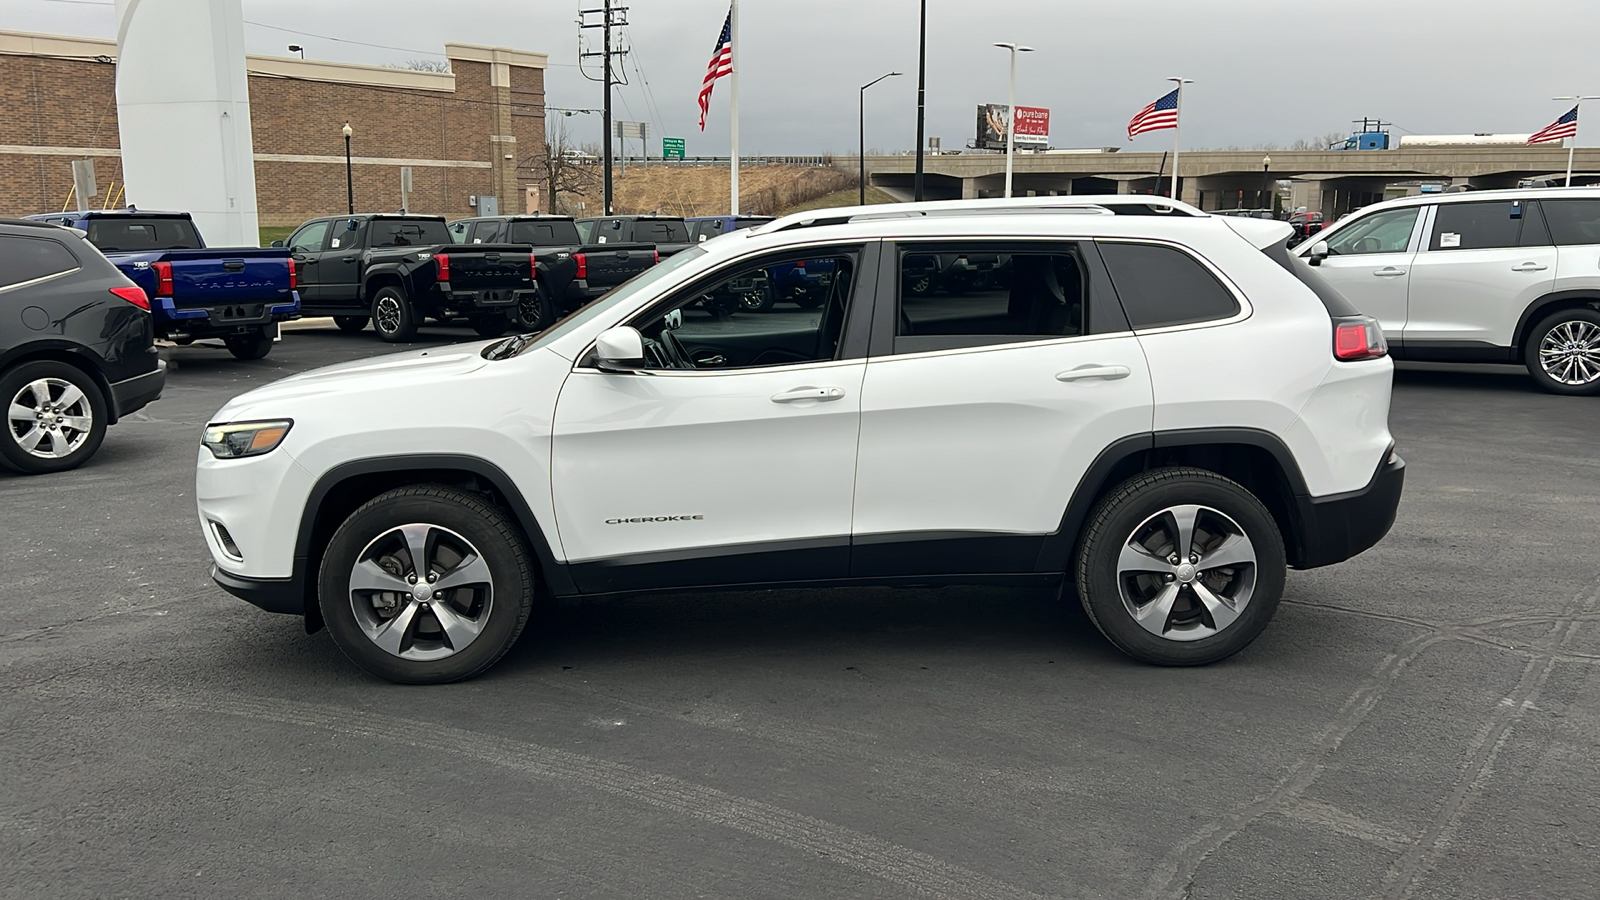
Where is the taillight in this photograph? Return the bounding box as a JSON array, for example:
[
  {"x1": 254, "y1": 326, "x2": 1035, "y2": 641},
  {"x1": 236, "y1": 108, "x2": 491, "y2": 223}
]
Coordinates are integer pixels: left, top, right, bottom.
[
  {"x1": 151, "y1": 261, "x2": 173, "y2": 297},
  {"x1": 652, "y1": 250, "x2": 659, "y2": 265},
  {"x1": 436, "y1": 253, "x2": 451, "y2": 282},
  {"x1": 110, "y1": 285, "x2": 150, "y2": 310},
  {"x1": 287, "y1": 256, "x2": 297, "y2": 291},
  {"x1": 574, "y1": 253, "x2": 587, "y2": 280},
  {"x1": 529, "y1": 251, "x2": 537, "y2": 275},
  {"x1": 1333, "y1": 315, "x2": 1388, "y2": 361}
]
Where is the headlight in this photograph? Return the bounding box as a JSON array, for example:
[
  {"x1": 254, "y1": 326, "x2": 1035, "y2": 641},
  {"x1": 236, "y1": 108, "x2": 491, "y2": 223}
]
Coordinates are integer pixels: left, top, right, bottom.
[{"x1": 202, "y1": 420, "x2": 293, "y2": 458}]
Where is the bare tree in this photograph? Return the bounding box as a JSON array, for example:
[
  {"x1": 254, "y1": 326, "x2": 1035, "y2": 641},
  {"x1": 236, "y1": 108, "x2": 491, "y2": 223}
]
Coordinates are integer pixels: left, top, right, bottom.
[
  {"x1": 391, "y1": 59, "x2": 452, "y2": 73},
  {"x1": 537, "y1": 119, "x2": 602, "y2": 215},
  {"x1": 1289, "y1": 131, "x2": 1349, "y2": 151}
]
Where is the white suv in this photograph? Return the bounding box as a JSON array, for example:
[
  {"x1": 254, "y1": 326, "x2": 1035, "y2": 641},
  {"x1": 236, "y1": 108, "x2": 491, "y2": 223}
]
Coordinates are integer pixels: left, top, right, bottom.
[
  {"x1": 1298, "y1": 187, "x2": 1600, "y2": 394},
  {"x1": 197, "y1": 197, "x2": 1405, "y2": 684}
]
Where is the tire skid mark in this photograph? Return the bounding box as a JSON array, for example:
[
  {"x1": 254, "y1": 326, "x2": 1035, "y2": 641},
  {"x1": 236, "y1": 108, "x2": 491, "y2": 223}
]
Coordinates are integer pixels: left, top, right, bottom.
[
  {"x1": 183, "y1": 693, "x2": 1055, "y2": 900},
  {"x1": 1276, "y1": 798, "x2": 1414, "y2": 852}
]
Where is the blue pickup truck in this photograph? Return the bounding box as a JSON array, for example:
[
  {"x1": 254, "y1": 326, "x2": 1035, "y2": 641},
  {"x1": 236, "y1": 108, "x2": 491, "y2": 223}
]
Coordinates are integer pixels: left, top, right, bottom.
[{"x1": 25, "y1": 210, "x2": 299, "y2": 360}]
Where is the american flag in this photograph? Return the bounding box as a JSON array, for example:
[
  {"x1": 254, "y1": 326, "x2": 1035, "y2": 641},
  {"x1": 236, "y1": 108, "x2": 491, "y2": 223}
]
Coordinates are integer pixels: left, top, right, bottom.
[
  {"x1": 697, "y1": 9, "x2": 733, "y2": 131},
  {"x1": 1528, "y1": 105, "x2": 1579, "y2": 145},
  {"x1": 1127, "y1": 88, "x2": 1180, "y2": 140}
]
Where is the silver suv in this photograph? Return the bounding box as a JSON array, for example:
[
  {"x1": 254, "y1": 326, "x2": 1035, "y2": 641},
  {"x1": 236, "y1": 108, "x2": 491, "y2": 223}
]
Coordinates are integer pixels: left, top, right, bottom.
[{"x1": 1299, "y1": 187, "x2": 1600, "y2": 394}]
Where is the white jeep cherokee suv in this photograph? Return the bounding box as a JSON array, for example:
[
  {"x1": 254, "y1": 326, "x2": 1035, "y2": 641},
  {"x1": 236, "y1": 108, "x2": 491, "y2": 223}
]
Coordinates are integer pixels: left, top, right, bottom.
[
  {"x1": 1299, "y1": 186, "x2": 1600, "y2": 394},
  {"x1": 198, "y1": 197, "x2": 1404, "y2": 684}
]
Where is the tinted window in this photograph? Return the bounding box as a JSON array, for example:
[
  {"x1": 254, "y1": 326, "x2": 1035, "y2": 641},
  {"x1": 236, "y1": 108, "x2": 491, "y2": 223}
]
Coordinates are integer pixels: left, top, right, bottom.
[
  {"x1": 84, "y1": 216, "x2": 203, "y2": 252},
  {"x1": 448, "y1": 221, "x2": 471, "y2": 244},
  {"x1": 897, "y1": 249, "x2": 1085, "y2": 349},
  {"x1": 1098, "y1": 242, "x2": 1240, "y2": 329},
  {"x1": 0, "y1": 235, "x2": 80, "y2": 287},
  {"x1": 1327, "y1": 207, "x2": 1419, "y2": 256},
  {"x1": 369, "y1": 219, "x2": 450, "y2": 247},
  {"x1": 575, "y1": 220, "x2": 597, "y2": 243},
  {"x1": 694, "y1": 220, "x2": 726, "y2": 240},
  {"x1": 469, "y1": 220, "x2": 504, "y2": 243},
  {"x1": 1540, "y1": 199, "x2": 1600, "y2": 245},
  {"x1": 509, "y1": 220, "x2": 582, "y2": 245},
  {"x1": 288, "y1": 221, "x2": 330, "y2": 253},
  {"x1": 636, "y1": 220, "x2": 689, "y2": 243},
  {"x1": 327, "y1": 219, "x2": 365, "y2": 251},
  {"x1": 1430, "y1": 201, "x2": 1524, "y2": 251}
]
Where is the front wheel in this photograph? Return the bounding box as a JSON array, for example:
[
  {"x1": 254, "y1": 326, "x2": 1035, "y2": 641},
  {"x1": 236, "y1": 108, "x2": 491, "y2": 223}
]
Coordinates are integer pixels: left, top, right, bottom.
[
  {"x1": 317, "y1": 486, "x2": 536, "y2": 684},
  {"x1": 1525, "y1": 308, "x2": 1600, "y2": 395},
  {"x1": 371, "y1": 287, "x2": 418, "y2": 342},
  {"x1": 0, "y1": 361, "x2": 107, "y2": 475},
  {"x1": 1074, "y1": 467, "x2": 1286, "y2": 666},
  {"x1": 224, "y1": 329, "x2": 273, "y2": 360}
]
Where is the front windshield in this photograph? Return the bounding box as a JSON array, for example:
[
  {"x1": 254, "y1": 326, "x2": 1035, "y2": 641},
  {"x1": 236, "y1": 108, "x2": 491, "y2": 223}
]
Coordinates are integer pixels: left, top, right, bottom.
[{"x1": 504, "y1": 244, "x2": 709, "y2": 357}]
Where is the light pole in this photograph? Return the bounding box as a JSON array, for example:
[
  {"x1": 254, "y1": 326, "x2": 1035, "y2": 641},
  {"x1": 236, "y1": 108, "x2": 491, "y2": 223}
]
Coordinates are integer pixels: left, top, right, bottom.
[
  {"x1": 1552, "y1": 95, "x2": 1600, "y2": 186},
  {"x1": 860, "y1": 71, "x2": 902, "y2": 205},
  {"x1": 288, "y1": 44, "x2": 304, "y2": 59},
  {"x1": 994, "y1": 42, "x2": 1033, "y2": 199},
  {"x1": 913, "y1": 0, "x2": 926, "y2": 201},
  {"x1": 342, "y1": 122, "x2": 354, "y2": 215},
  {"x1": 1261, "y1": 154, "x2": 1272, "y2": 211}
]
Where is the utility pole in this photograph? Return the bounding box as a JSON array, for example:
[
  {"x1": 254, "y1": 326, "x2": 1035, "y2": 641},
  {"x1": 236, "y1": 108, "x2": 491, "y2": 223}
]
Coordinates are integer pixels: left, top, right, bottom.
[{"x1": 579, "y1": 0, "x2": 629, "y2": 214}]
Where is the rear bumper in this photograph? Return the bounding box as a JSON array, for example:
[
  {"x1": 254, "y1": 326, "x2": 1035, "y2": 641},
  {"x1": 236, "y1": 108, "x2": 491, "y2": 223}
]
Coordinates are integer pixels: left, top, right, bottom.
[
  {"x1": 153, "y1": 293, "x2": 301, "y2": 333},
  {"x1": 211, "y1": 564, "x2": 304, "y2": 616},
  {"x1": 110, "y1": 360, "x2": 166, "y2": 418},
  {"x1": 1293, "y1": 452, "x2": 1406, "y2": 569}
]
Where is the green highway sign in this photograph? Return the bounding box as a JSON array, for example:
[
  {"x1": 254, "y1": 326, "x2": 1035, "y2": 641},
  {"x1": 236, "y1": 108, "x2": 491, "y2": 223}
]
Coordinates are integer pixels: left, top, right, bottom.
[{"x1": 662, "y1": 137, "x2": 686, "y2": 159}]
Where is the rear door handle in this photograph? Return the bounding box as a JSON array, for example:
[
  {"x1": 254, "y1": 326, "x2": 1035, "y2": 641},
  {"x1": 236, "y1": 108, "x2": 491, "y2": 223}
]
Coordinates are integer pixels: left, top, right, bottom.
[
  {"x1": 1511, "y1": 262, "x2": 1548, "y2": 272},
  {"x1": 1373, "y1": 267, "x2": 1406, "y2": 277},
  {"x1": 342, "y1": 256, "x2": 357, "y2": 263},
  {"x1": 771, "y1": 387, "x2": 845, "y2": 403},
  {"x1": 1056, "y1": 365, "x2": 1131, "y2": 382}
]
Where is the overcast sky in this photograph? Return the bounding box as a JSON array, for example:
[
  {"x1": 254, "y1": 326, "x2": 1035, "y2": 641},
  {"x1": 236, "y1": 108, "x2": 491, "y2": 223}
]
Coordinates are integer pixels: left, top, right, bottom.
[{"x1": 7, "y1": 0, "x2": 1597, "y2": 154}]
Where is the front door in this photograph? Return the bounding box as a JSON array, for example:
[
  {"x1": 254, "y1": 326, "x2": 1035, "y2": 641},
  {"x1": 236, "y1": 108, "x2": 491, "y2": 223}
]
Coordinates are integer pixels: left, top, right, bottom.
[
  {"x1": 285, "y1": 219, "x2": 331, "y2": 303},
  {"x1": 1309, "y1": 205, "x2": 1423, "y2": 340},
  {"x1": 550, "y1": 243, "x2": 874, "y2": 592},
  {"x1": 1406, "y1": 199, "x2": 1556, "y2": 349},
  {"x1": 315, "y1": 218, "x2": 368, "y2": 311}
]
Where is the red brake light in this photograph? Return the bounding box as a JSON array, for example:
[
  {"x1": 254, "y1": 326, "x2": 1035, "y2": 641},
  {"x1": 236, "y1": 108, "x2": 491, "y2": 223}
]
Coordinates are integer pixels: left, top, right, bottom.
[
  {"x1": 1334, "y1": 316, "x2": 1388, "y2": 361},
  {"x1": 574, "y1": 253, "x2": 587, "y2": 280},
  {"x1": 151, "y1": 260, "x2": 173, "y2": 297},
  {"x1": 287, "y1": 256, "x2": 297, "y2": 291},
  {"x1": 653, "y1": 250, "x2": 659, "y2": 265},
  {"x1": 110, "y1": 285, "x2": 149, "y2": 310},
  {"x1": 529, "y1": 251, "x2": 537, "y2": 274},
  {"x1": 436, "y1": 253, "x2": 451, "y2": 282}
]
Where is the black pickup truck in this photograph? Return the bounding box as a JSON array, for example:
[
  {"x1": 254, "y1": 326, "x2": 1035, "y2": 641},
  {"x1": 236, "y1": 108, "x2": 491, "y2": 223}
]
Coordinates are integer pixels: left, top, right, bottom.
[
  {"x1": 575, "y1": 215, "x2": 697, "y2": 258},
  {"x1": 277, "y1": 214, "x2": 536, "y2": 342},
  {"x1": 449, "y1": 215, "x2": 657, "y2": 330}
]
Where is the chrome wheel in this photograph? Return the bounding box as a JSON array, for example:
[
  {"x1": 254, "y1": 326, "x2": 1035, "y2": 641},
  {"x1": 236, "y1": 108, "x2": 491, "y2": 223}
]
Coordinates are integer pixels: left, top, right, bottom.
[
  {"x1": 348, "y1": 523, "x2": 494, "y2": 661},
  {"x1": 7, "y1": 377, "x2": 93, "y2": 460},
  {"x1": 1116, "y1": 504, "x2": 1257, "y2": 642},
  {"x1": 374, "y1": 295, "x2": 402, "y2": 334},
  {"x1": 1537, "y1": 320, "x2": 1600, "y2": 386}
]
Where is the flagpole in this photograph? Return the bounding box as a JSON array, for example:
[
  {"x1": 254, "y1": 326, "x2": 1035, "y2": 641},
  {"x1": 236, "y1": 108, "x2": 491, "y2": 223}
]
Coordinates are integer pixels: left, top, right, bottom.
[
  {"x1": 1552, "y1": 96, "x2": 1597, "y2": 188},
  {"x1": 1167, "y1": 77, "x2": 1192, "y2": 201},
  {"x1": 1568, "y1": 140, "x2": 1576, "y2": 188},
  {"x1": 729, "y1": 0, "x2": 740, "y2": 214}
]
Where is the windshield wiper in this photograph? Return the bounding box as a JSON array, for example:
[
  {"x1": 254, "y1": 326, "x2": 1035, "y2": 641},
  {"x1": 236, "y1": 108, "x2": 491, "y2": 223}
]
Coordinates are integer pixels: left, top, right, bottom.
[{"x1": 484, "y1": 332, "x2": 537, "y2": 360}]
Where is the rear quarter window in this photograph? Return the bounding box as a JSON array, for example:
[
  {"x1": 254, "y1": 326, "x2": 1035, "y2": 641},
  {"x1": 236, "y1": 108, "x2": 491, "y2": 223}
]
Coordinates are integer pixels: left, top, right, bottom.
[
  {"x1": 1097, "y1": 242, "x2": 1240, "y2": 329},
  {"x1": 0, "y1": 235, "x2": 81, "y2": 288}
]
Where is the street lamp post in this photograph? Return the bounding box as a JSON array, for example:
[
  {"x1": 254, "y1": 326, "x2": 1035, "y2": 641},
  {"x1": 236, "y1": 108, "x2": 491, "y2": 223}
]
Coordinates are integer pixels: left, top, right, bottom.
[
  {"x1": 1262, "y1": 154, "x2": 1272, "y2": 212},
  {"x1": 859, "y1": 71, "x2": 902, "y2": 205},
  {"x1": 1552, "y1": 95, "x2": 1600, "y2": 186},
  {"x1": 993, "y1": 42, "x2": 1033, "y2": 199},
  {"x1": 913, "y1": 0, "x2": 926, "y2": 201},
  {"x1": 342, "y1": 122, "x2": 354, "y2": 215},
  {"x1": 288, "y1": 44, "x2": 304, "y2": 58}
]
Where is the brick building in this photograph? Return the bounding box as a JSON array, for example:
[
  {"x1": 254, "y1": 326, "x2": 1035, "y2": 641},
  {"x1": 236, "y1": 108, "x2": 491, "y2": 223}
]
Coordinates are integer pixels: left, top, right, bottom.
[{"x1": 0, "y1": 29, "x2": 547, "y2": 226}]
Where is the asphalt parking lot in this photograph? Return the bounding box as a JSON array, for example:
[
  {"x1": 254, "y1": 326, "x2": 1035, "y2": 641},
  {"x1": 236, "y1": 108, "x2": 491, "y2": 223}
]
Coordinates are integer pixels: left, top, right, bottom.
[{"x1": 3, "y1": 323, "x2": 1597, "y2": 900}]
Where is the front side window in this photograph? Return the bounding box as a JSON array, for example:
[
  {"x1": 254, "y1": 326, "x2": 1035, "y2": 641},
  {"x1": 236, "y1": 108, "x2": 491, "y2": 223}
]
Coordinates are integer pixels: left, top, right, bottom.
[
  {"x1": 1430, "y1": 201, "x2": 1524, "y2": 251},
  {"x1": 1098, "y1": 242, "x2": 1240, "y2": 329},
  {"x1": 622, "y1": 250, "x2": 859, "y2": 369},
  {"x1": 288, "y1": 221, "x2": 329, "y2": 254},
  {"x1": 470, "y1": 220, "x2": 504, "y2": 243},
  {"x1": 896, "y1": 247, "x2": 1086, "y2": 352},
  {"x1": 0, "y1": 236, "x2": 80, "y2": 288},
  {"x1": 1540, "y1": 199, "x2": 1600, "y2": 246},
  {"x1": 1326, "y1": 207, "x2": 1420, "y2": 256}
]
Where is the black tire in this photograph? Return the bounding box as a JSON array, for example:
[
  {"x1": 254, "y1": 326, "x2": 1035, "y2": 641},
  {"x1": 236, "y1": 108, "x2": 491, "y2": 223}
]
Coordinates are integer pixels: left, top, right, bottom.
[
  {"x1": 1524, "y1": 307, "x2": 1600, "y2": 396},
  {"x1": 318, "y1": 485, "x2": 536, "y2": 684},
  {"x1": 472, "y1": 315, "x2": 512, "y2": 338},
  {"x1": 515, "y1": 284, "x2": 555, "y2": 332},
  {"x1": 0, "y1": 360, "x2": 108, "y2": 475},
  {"x1": 792, "y1": 286, "x2": 826, "y2": 310},
  {"x1": 370, "y1": 286, "x2": 418, "y2": 342},
  {"x1": 334, "y1": 316, "x2": 369, "y2": 334},
  {"x1": 1074, "y1": 467, "x2": 1286, "y2": 666},
  {"x1": 739, "y1": 286, "x2": 776, "y2": 312},
  {"x1": 904, "y1": 274, "x2": 935, "y2": 297},
  {"x1": 224, "y1": 329, "x2": 272, "y2": 360}
]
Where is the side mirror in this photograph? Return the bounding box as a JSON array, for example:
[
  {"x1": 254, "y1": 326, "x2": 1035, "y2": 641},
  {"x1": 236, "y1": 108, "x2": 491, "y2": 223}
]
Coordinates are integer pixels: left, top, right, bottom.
[
  {"x1": 594, "y1": 326, "x2": 646, "y2": 371},
  {"x1": 346, "y1": 220, "x2": 359, "y2": 231},
  {"x1": 270, "y1": 239, "x2": 284, "y2": 248},
  {"x1": 1307, "y1": 240, "x2": 1330, "y2": 267}
]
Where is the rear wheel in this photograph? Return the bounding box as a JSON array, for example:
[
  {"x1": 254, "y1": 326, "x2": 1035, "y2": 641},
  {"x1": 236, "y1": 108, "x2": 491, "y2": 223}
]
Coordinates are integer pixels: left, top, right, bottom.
[
  {"x1": 1525, "y1": 308, "x2": 1600, "y2": 395},
  {"x1": 224, "y1": 329, "x2": 272, "y2": 360},
  {"x1": 515, "y1": 284, "x2": 555, "y2": 332},
  {"x1": 371, "y1": 286, "x2": 418, "y2": 342},
  {"x1": 1074, "y1": 467, "x2": 1285, "y2": 666},
  {"x1": 318, "y1": 486, "x2": 536, "y2": 684},
  {"x1": 0, "y1": 361, "x2": 107, "y2": 475},
  {"x1": 334, "y1": 316, "x2": 369, "y2": 334}
]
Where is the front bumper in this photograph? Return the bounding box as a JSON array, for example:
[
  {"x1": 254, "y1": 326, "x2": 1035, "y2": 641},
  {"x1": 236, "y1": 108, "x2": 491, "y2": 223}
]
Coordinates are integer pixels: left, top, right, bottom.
[
  {"x1": 1293, "y1": 452, "x2": 1406, "y2": 569},
  {"x1": 211, "y1": 564, "x2": 303, "y2": 615},
  {"x1": 110, "y1": 360, "x2": 166, "y2": 418}
]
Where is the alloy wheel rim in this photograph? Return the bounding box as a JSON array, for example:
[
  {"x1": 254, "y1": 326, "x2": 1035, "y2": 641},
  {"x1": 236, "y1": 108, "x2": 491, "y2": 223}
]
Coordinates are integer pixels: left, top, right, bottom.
[
  {"x1": 7, "y1": 377, "x2": 93, "y2": 459},
  {"x1": 375, "y1": 296, "x2": 402, "y2": 334},
  {"x1": 1116, "y1": 504, "x2": 1257, "y2": 642},
  {"x1": 349, "y1": 523, "x2": 494, "y2": 661},
  {"x1": 1538, "y1": 320, "x2": 1600, "y2": 386},
  {"x1": 519, "y1": 295, "x2": 543, "y2": 329}
]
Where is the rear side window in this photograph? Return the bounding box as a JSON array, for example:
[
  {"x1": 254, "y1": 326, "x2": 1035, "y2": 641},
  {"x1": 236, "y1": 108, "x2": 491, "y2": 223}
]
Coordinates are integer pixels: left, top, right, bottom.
[
  {"x1": 1098, "y1": 242, "x2": 1240, "y2": 329},
  {"x1": 84, "y1": 216, "x2": 202, "y2": 252},
  {"x1": 369, "y1": 220, "x2": 450, "y2": 247},
  {"x1": 1539, "y1": 199, "x2": 1600, "y2": 245},
  {"x1": 636, "y1": 220, "x2": 689, "y2": 243},
  {"x1": 469, "y1": 220, "x2": 504, "y2": 243},
  {"x1": 1429, "y1": 201, "x2": 1525, "y2": 251},
  {"x1": 0, "y1": 236, "x2": 81, "y2": 288},
  {"x1": 448, "y1": 221, "x2": 471, "y2": 243},
  {"x1": 509, "y1": 220, "x2": 582, "y2": 245}
]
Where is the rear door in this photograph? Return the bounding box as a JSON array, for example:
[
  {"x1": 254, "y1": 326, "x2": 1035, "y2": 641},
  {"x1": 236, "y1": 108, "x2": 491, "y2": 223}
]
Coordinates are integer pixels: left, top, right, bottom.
[
  {"x1": 1406, "y1": 199, "x2": 1555, "y2": 349},
  {"x1": 1540, "y1": 198, "x2": 1600, "y2": 294},
  {"x1": 317, "y1": 218, "x2": 368, "y2": 309},
  {"x1": 849, "y1": 239, "x2": 1153, "y2": 576},
  {"x1": 285, "y1": 219, "x2": 331, "y2": 303},
  {"x1": 1303, "y1": 205, "x2": 1423, "y2": 340}
]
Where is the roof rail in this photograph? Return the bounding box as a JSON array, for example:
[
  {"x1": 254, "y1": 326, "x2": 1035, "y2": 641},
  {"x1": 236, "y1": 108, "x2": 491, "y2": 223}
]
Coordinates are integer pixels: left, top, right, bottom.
[{"x1": 753, "y1": 194, "x2": 1203, "y2": 235}]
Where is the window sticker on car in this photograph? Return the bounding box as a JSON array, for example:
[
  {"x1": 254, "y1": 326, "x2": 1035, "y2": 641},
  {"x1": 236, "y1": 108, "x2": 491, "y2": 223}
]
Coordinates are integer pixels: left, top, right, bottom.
[{"x1": 1440, "y1": 232, "x2": 1461, "y2": 248}]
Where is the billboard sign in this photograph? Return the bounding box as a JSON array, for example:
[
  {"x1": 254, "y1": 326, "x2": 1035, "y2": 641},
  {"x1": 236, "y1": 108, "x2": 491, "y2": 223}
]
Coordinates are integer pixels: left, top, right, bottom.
[{"x1": 976, "y1": 104, "x2": 1050, "y2": 150}]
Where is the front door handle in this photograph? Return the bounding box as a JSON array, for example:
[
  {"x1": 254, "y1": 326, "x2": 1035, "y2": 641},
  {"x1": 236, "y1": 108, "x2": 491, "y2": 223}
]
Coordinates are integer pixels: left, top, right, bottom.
[
  {"x1": 1056, "y1": 365, "x2": 1131, "y2": 382},
  {"x1": 771, "y1": 387, "x2": 845, "y2": 403},
  {"x1": 1373, "y1": 267, "x2": 1406, "y2": 277},
  {"x1": 342, "y1": 256, "x2": 358, "y2": 263},
  {"x1": 1511, "y1": 262, "x2": 1549, "y2": 272}
]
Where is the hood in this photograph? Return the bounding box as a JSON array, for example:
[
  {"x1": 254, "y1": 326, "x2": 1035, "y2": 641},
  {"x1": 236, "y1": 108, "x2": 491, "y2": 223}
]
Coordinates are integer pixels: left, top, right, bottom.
[{"x1": 214, "y1": 341, "x2": 495, "y2": 419}]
